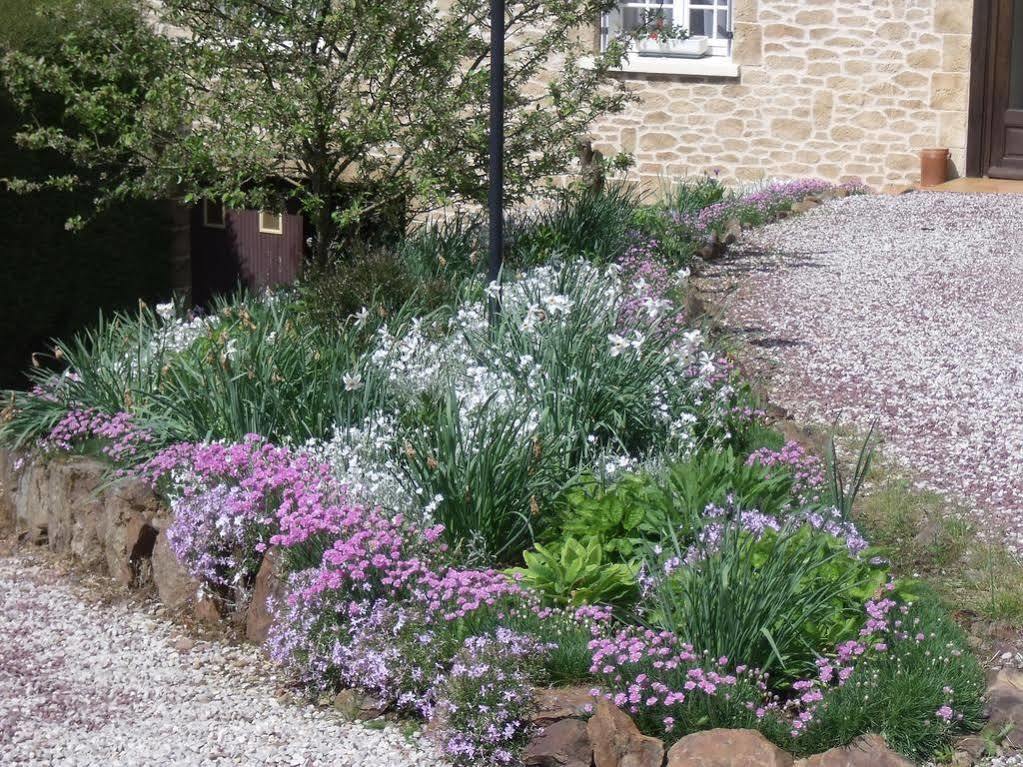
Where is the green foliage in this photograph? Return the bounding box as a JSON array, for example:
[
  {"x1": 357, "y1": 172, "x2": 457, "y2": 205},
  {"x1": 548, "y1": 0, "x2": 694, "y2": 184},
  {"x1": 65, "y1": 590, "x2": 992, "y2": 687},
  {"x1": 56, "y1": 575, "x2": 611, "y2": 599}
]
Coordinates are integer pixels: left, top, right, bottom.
[
  {"x1": 502, "y1": 607, "x2": 595, "y2": 683},
  {"x1": 507, "y1": 537, "x2": 639, "y2": 610},
  {"x1": 559, "y1": 474, "x2": 665, "y2": 559},
  {"x1": 660, "y1": 174, "x2": 727, "y2": 216},
  {"x1": 3, "y1": 0, "x2": 633, "y2": 264},
  {"x1": 145, "y1": 297, "x2": 393, "y2": 444},
  {"x1": 402, "y1": 396, "x2": 574, "y2": 564},
  {"x1": 652, "y1": 525, "x2": 890, "y2": 684},
  {"x1": 794, "y1": 590, "x2": 985, "y2": 761},
  {"x1": 826, "y1": 425, "x2": 876, "y2": 520},
  {"x1": 507, "y1": 184, "x2": 643, "y2": 267},
  {"x1": 0, "y1": 0, "x2": 170, "y2": 390},
  {"x1": 661, "y1": 448, "x2": 797, "y2": 521}
]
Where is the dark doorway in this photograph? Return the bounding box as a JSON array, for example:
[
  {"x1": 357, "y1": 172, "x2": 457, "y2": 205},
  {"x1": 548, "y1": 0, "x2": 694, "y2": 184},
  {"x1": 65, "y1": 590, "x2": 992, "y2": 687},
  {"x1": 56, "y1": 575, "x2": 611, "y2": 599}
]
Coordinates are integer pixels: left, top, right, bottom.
[{"x1": 969, "y1": 0, "x2": 1023, "y2": 177}]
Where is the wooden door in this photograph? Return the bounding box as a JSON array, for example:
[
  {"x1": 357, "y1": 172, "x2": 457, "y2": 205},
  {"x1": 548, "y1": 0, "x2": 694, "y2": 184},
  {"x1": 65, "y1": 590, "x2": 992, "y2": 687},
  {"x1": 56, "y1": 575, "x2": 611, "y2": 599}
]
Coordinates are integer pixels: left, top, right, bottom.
[{"x1": 971, "y1": 0, "x2": 1023, "y2": 178}]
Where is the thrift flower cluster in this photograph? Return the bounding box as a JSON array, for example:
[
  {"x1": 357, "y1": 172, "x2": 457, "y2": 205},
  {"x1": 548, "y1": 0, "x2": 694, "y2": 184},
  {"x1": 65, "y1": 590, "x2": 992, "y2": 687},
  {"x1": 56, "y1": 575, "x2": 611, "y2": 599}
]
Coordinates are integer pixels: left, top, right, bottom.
[
  {"x1": 43, "y1": 408, "x2": 154, "y2": 462},
  {"x1": 676, "y1": 179, "x2": 867, "y2": 241},
  {"x1": 747, "y1": 441, "x2": 825, "y2": 503}
]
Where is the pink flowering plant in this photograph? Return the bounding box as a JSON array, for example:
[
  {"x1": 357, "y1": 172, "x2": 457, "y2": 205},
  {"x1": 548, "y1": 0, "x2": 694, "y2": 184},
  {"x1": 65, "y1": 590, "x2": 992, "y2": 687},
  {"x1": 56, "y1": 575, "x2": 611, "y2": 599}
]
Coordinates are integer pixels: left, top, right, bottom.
[{"x1": 41, "y1": 407, "x2": 155, "y2": 463}]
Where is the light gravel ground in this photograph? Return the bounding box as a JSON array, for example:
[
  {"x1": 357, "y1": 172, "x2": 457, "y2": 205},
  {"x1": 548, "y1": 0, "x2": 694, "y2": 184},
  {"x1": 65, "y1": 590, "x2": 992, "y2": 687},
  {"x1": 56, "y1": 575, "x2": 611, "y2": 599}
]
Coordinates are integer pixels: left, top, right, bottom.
[
  {"x1": 0, "y1": 549, "x2": 443, "y2": 767},
  {"x1": 704, "y1": 192, "x2": 1023, "y2": 551}
]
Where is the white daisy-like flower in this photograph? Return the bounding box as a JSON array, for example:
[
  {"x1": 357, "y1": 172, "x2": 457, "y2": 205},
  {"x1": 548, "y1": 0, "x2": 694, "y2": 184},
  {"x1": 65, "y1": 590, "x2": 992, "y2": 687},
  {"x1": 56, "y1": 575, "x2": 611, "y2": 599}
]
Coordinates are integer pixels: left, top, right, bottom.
[
  {"x1": 352, "y1": 306, "x2": 370, "y2": 327},
  {"x1": 608, "y1": 333, "x2": 631, "y2": 357},
  {"x1": 543, "y1": 294, "x2": 573, "y2": 315},
  {"x1": 343, "y1": 372, "x2": 364, "y2": 391},
  {"x1": 521, "y1": 304, "x2": 544, "y2": 332}
]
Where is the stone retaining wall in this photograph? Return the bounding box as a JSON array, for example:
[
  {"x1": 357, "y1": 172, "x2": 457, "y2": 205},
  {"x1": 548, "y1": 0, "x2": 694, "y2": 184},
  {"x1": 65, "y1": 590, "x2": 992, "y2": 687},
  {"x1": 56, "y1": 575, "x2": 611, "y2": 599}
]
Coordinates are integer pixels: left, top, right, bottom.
[{"x1": 0, "y1": 449, "x2": 279, "y2": 640}]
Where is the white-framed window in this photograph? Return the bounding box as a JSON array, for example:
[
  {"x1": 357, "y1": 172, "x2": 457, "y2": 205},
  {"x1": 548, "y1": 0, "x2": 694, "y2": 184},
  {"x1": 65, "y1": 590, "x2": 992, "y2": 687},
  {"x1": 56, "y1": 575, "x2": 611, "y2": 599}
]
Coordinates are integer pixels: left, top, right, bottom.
[
  {"x1": 603, "y1": 0, "x2": 733, "y2": 57},
  {"x1": 202, "y1": 200, "x2": 226, "y2": 228},
  {"x1": 258, "y1": 211, "x2": 284, "y2": 235}
]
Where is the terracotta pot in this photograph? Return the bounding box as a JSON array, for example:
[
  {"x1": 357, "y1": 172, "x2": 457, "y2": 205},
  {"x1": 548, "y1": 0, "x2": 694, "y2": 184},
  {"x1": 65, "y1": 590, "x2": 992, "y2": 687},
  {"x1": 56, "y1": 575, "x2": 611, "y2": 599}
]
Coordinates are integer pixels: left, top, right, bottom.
[{"x1": 920, "y1": 148, "x2": 950, "y2": 187}]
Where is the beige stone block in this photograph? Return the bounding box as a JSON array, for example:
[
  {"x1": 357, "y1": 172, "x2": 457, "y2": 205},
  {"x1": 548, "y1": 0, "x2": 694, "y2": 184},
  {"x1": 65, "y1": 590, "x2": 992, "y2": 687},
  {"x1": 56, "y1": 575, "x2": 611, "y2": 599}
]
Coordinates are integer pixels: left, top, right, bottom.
[
  {"x1": 638, "y1": 132, "x2": 678, "y2": 151},
  {"x1": 931, "y1": 71, "x2": 970, "y2": 110},
  {"x1": 935, "y1": 0, "x2": 973, "y2": 34},
  {"x1": 907, "y1": 49, "x2": 942, "y2": 69},
  {"x1": 827, "y1": 75, "x2": 861, "y2": 91},
  {"x1": 617, "y1": 128, "x2": 636, "y2": 153},
  {"x1": 813, "y1": 91, "x2": 834, "y2": 128},
  {"x1": 808, "y1": 61, "x2": 842, "y2": 76},
  {"x1": 939, "y1": 110, "x2": 968, "y2": 148},
  {"x1": 645, "y1": 111, "x2": 673, "y2": 125},
  {"x1": 942, "y1": 34, "x2": 972, "y2": 72},
  {"x1": 772, "y1": 117, "x2": 812, "y2": 141},
  {"x1": 807, "y1": 47, "x2": 837, "y2": 61},
  {"x1": 733, "y1": 0, "x2": 758, "y2": 23},
  {"x1": 763, "y1": 23, "x2": 805, "y2": 40},
  {"x1": 764, "y1": 54, "x2": 806, "y2": 70},
  {"x1": 832, "y1": 124, "x2": 866, "y2": 142},
  {"x1": 877, "y1": 22, "x2": 912, "y2": 42},
  {"x1": 779, "y1": 162, "x2": 815, "y2": 175},
  {"x1": 795, "y1": 9, "x2": 833, "y2": 25},
  {"x1": 889, "y1": 153, "x2": 921, "y2": 172},
  {"x1": 733, "y1": 23, "x2": 762, "y2": 65},
  {"x1": 717, "y1": 118, "x2": 745, "y2": 138},
  {"x1": 825, "y1": 35, "x2": 869, "y2": 48},
  {"x1": 844, "y1": 60, "x2": 872, "y2": 75},
  {"x1": 894, "y1": 71, "x2": 930, "y2": 89}
]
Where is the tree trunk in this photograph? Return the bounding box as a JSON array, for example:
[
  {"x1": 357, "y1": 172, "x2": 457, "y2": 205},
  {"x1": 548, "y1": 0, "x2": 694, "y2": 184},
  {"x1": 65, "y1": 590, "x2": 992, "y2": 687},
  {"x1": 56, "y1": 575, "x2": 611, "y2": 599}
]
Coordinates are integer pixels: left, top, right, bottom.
[{"x1": 312, "y1": 205, "x2": 334, "y2": 268}]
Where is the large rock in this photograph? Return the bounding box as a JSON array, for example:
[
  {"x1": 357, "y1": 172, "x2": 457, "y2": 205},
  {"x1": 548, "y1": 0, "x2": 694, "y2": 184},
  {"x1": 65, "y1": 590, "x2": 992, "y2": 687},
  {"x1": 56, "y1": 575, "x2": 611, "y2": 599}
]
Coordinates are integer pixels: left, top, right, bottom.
[
  {"x1": 668, "y1": 729, "x2": 792, "y2": 767},
  {"x1": 0, "y1": 448, "x2": 21, "y2": 531},
  {"x1": 48, "y1": 457, "x2": 107, "y2": 568},
  {"x1": 14, "y1": 459, "x2": 50, "y2": 543},
  {"x1": 524, "y1": 719, "x2": 592, "y2": 767},
  {"x1": 587, "y1": 699, "x2": 664, "y2": 767},
  {"x1": 151, "y1": 530, "x2": 199, "y2": 610},
  {"x1": 531, "y1": 686, "x2": 599, "y2": 728},
  {"x1": 794, "y1": 734, "x2": 912, "y2": 767},
  {"x1": 984, "y1": 668, "x2": 1023, "y2": 744},
  {"x1": 100, "y1": 478, "x2": 165, "y2": 586},
  {"x1": 333, "y1": 689, "x2": 388, "y2": 721},
  {"x1": 246, "y1": 547, "x2": 285, "y2": 643}
]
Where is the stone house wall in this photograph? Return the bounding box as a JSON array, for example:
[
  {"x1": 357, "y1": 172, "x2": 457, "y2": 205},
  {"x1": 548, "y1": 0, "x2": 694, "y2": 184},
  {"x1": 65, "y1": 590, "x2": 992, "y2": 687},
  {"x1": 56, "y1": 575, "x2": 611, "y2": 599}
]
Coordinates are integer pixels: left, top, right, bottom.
[{"x1": 589, "y1": 0, "x2": 975, "y2": 190}]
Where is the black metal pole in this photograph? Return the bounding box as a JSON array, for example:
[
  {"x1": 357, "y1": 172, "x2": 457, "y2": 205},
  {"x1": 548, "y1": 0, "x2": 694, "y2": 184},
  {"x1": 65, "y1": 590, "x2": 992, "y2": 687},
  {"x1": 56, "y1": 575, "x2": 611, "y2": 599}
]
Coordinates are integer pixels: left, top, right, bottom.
[{"x1": 487, "y1": 0, "x2": 505, "y2": 317}]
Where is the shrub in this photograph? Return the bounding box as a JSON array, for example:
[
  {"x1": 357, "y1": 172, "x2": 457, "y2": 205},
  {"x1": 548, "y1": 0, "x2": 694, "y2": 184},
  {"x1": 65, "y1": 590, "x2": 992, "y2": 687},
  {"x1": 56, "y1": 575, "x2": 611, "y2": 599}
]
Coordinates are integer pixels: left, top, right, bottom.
[
  {"x1": 650, "y1": 524, "x2": 889, "y2": 685},
  {"x1": 795, "y1": 590, "x2": 985, "y2": 759}
]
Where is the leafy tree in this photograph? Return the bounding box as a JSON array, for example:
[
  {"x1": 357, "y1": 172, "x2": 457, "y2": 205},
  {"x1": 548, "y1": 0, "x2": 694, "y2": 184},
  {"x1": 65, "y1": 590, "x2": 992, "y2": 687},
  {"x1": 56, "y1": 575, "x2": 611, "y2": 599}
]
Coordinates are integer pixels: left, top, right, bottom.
[{"x1": 3, "y1": 0, "x2": 631, "y2": 265}]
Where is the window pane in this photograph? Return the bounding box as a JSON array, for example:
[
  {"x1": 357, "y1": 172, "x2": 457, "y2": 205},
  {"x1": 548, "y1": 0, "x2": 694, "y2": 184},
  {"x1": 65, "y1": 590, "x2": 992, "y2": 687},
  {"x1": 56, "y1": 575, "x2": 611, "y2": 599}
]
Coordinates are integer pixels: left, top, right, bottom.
[
  {"x1": 690, "y1": 8, "x2": 728, "y2": 38},
  {"x1": 622, "y1": 3, "x2": 673, "y2": 33}
]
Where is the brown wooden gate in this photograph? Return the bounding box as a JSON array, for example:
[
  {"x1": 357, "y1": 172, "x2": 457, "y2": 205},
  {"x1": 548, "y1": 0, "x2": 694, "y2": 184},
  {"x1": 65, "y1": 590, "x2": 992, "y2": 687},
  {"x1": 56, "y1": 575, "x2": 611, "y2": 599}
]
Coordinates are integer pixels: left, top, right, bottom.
[{"x1": 968, "y1": 0, "x2": 1023, "y2": 178}]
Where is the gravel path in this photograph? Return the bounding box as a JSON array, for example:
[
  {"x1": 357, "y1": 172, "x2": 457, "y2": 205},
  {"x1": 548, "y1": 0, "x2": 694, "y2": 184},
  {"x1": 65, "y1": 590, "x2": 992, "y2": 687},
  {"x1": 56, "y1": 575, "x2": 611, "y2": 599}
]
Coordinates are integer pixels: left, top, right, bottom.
[
  {"x1": 0, "y1": 550, "x2": 443, "y2": 767},
  {"x1": 704, "y1": 192, "x2": 1023, "y2": 551}
]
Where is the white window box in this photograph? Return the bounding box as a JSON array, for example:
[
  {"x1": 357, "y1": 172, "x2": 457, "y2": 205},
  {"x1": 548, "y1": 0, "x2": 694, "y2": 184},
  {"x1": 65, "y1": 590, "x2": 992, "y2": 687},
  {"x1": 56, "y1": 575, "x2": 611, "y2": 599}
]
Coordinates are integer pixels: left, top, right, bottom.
[
  {"x1": 633, "y1": 35, "x2": 710, "y2": 57},
  {"x1": 584, "y1": 53, "x2": 740, "y2": 78}
]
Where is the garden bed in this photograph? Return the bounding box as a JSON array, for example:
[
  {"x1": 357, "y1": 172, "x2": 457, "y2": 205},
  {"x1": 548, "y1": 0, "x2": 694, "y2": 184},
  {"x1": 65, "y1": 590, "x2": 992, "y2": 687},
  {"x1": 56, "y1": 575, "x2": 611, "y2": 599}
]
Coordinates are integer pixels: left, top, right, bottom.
[{"x1": 0, "y1": 178, "x2": 992, "y2": 766}]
